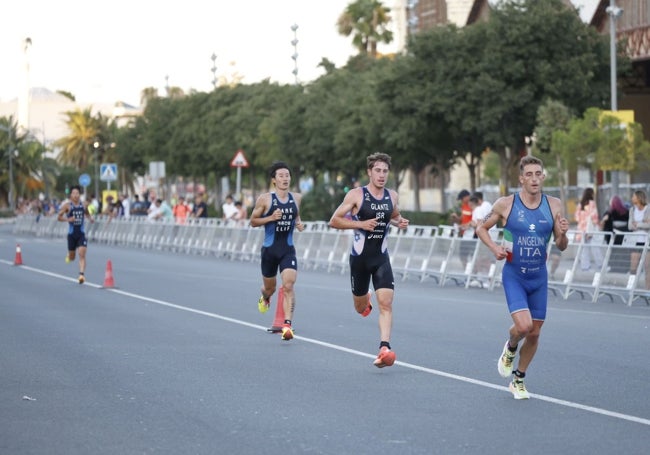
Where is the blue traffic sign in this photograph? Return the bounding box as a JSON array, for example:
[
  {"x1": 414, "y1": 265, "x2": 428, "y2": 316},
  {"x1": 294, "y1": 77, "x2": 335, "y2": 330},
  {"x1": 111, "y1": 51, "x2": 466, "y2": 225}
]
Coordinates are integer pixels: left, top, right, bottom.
[
  {"x1": 79, "y1": 173, "x2": 91, "y2": 187},
  {"x1": 100, "y1": 163, "x2": 118, "y2": 182}
]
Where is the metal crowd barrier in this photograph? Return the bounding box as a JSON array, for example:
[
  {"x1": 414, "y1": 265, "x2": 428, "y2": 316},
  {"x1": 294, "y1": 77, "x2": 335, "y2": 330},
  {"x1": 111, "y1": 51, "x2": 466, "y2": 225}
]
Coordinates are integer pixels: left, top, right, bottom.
[{"x1": 11, "y1": 215, "x2": 650, "y2": 307}]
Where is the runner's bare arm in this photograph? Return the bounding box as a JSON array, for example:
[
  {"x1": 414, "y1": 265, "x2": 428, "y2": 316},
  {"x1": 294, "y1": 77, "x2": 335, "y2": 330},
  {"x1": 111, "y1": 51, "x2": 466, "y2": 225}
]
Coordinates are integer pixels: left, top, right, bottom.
[
  {"x1": 249, "y1": 193, "x2": 275, "y2": 227},
  {"x1": 550, "y1": 196, "x2": 569, "y2": 251}
]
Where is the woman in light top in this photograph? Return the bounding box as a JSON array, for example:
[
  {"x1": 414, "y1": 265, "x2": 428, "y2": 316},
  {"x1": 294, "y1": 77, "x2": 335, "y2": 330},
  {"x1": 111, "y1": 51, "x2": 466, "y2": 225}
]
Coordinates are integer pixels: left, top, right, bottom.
[
  {"x1": 628, "y1": 190, "x2": 650, "y2": 288},
  {"x1": 574, "y1": 188, "x2": 602, "y2": 271}
]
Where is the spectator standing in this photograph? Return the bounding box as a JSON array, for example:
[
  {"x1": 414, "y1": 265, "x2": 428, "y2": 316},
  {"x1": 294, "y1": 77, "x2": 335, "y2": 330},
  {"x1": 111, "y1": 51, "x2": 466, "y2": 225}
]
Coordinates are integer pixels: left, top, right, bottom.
[
  {"x1": 600, "y1": 195, "x2": 629, "y2": 245},
  {"x1": 450, "y1": 189, "x2": 474, "y2": 269},
  {"x1": 147, "y1": 198, "x2": 161, "y2": 221},
  {"x1": 173, "y1": 196, "x2": 191, "y2": 224},
  {"x1": 88, "y1": 194, "x2": 99, "y2": 216},
  {"x1": 628, "y1": 190, "x2": 650, "y2": 287},
  {"x1": 120, "y1": 194, "x2": 130, "y2": 218},
  {"x1": 234, "y1": 201, "x2": 248, "y2": 226},
  {"x1": 192, "y1": 193, "x2": 208, "y2": 219},
  {"x1": 222, "y1": 194, "x2": 238, "y2": 222},
  {"x1": 158, "y1": 199, "x2": 174, "y2": 221},
  {"x1": 102, "y1": 195, "x2": 118, "y2": 218},
  {"x1": 574, "y1": 188, "x2": 603, "y2": 271},
  {"x1": 468, "y1": 192, "x2": 494, "y2": 288},
  {"x1": 130, "y1": 194, "x2": 146, "y2": 216}
]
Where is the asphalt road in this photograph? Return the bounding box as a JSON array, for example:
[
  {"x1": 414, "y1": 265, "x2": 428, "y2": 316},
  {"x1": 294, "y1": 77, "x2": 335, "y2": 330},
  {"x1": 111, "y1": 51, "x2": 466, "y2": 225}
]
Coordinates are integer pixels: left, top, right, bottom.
[{"x1": 1, "y1": 224, "x2": 649, "y2": 455}]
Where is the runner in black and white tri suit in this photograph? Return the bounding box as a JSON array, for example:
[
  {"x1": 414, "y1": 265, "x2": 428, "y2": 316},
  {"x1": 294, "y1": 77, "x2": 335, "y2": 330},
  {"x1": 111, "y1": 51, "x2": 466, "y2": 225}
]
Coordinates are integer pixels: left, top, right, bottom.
[{"x1": 329, "y1": 153, "x2": 409, "y2": 368}]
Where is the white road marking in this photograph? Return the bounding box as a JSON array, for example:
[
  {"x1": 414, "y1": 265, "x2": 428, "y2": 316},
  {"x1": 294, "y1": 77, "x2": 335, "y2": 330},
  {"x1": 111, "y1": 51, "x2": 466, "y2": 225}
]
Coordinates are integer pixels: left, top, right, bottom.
[{"x1": 3, "y1": 259, "x2": 650, "y2": 427}]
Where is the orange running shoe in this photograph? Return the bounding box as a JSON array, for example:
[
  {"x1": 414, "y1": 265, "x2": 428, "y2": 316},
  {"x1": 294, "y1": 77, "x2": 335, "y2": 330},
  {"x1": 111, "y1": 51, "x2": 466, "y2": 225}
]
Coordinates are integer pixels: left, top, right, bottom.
[
  {"x1": 360, "y1": 292, "x2": 372, "y2": 317},
  {"x1": 281, "y1": 325, "x2": 294, "y2": 341},
  {"x1": 373, "y1": 346, "x2": 396, "y2": 368}
]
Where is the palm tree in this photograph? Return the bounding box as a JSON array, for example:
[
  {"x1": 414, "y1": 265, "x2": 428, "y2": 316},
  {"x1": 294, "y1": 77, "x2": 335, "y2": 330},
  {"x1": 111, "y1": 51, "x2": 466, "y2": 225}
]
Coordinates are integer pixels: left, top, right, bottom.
[
  {"x1": 14, "y1": 139, "x2": 57, "y2": 200},
  {"x1": 140, "y1": 87, "x2": 159, "y2": 107},
  {"x1": 1, "y1": 116, "x2": 59, "y2": 205},
  {"x1": 55, "y1": 107, "x2": 109, "y2": 170},
  {"x1": 337, "y1": 0, "x2": 393, "y2": 58}
]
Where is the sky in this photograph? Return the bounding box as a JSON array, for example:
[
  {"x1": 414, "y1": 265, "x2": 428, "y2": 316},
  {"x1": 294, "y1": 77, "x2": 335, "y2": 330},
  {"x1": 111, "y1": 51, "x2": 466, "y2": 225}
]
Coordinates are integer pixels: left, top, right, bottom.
[{"x1": 0, "y1": 0, "x2": 600, "y2": 107}]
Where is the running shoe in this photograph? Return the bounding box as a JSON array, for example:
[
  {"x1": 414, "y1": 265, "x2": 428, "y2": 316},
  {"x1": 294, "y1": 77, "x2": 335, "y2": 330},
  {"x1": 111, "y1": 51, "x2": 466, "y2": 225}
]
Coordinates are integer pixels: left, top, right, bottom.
[
  {"x1": 258, "y1": 295, "x2": 270, "y2": 313},
  {"x1": 497, "y1": 341, "x2": 516, "y2": 378},
  {"x1": 509, "y1": 378, "x2": 530, "y2": 400},
  {"x1": 78, "y1": 274, "x2": 85, "y2": 284},
  {"x1": 360, "y1": 292, "x2": 372, "y2": 317},
  {"x1": 373, "y1": 346, "x2": 396, "y2": 368},
  {"x1": 65, "y1": 255, "x2": 71, "y2": 264},
  {"x1": 281, "y1": 325, "x2": 294, "y2": 341}
]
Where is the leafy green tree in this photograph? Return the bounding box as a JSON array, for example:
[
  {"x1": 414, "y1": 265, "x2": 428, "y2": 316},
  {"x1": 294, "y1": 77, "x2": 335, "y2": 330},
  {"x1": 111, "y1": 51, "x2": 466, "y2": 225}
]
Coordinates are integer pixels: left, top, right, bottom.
[
  {"x1": 553, "y1": 107, "x2": 650, "y2": 183},
  {"x1": 480, "y1": 0, "x2": 610, "y2": 192},
  {"x1": 533, "y1": 99, "x2": 573, "y2": 209}
]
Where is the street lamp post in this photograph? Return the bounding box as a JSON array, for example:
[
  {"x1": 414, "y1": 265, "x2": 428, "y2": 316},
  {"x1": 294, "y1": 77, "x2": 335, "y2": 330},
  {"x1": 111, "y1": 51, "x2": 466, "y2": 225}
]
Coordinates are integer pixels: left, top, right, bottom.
[
  {"x1": 93, "y1": 141, "x2": 100, "y2": 200},
  {"x1": 290, "y1": 24, "x2": 299, "y2": 85},
  {"x1": 9, "y1": 147, "x2": 13, "y2": 211},
  {"x1": 606, "y1": 0, "x2": 623, "y2": 195},
  {"x1": 211, "y1": 53, "x2": 218, "y2": 89}
]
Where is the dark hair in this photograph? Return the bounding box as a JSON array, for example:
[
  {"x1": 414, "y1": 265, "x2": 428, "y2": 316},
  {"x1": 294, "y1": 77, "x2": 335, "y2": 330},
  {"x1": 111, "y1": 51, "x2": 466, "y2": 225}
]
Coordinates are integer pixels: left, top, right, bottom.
[
  {"x1": 269, "y1": 161, "x2": 291, "y2": 179},
  {"x1": 610, "y1": 195, "x2": 627, "y2": 215},
  {"x1": 472, "y1": 191, "x2": 483, "y2": 201},
  {"x1": 70, "y1": 184, "x2": 81, "y2": 193},
  {"x1": 580, "y1": 188, "x2": 595, "y2": 210},
  {"x1": 367, "y1": 153, "x2": 391, "y2": 170},
  {"x1": 469, "y1": 195, "x2": 480, "y2": 205}
]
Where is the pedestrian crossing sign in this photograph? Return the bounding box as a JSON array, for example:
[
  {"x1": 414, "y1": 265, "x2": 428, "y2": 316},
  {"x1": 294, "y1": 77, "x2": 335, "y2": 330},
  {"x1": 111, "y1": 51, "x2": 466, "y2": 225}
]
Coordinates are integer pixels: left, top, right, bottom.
[{"x1": 100, "y1": 163, "x2": 118, "y2": 181}]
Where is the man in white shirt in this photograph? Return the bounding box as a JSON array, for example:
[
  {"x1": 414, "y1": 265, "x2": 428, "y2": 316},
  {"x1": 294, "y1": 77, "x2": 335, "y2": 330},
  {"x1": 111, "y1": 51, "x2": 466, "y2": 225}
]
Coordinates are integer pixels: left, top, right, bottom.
[
  {"x1": 222, "y1": 194, "x2": 238, "y2": 221},
  {"x1": 471, "y1": 191, "x2": 493, "y2": 231},
  {"x1": 469, "y1": 191, "x2": 495, "y2": 288}
]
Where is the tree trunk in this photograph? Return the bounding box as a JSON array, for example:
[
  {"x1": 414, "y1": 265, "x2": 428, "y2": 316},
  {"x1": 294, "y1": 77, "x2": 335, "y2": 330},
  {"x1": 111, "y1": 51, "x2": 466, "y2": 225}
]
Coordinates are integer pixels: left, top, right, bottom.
[
  {"x1": 556, "y1": 153, "x2": 568, "y2": 216},
  {"x1": 411, "y1": 168, "x2": 421, "y2": 212},
  {"x1": 499, "y1": 148, "x2": 510, "y2": 196},
  {"x1": 439, "y1": 169, "x2": 449, "y2": 213}
]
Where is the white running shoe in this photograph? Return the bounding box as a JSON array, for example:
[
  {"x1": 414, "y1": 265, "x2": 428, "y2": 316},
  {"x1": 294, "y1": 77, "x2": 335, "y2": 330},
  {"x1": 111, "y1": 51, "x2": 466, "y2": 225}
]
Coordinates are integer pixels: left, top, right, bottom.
[
  {"x1": 509, "y1": 378, "x2": 530, "y2": 400},
  {"x1": 497, "y1": 341, "x2": 516, "y2": 378}
]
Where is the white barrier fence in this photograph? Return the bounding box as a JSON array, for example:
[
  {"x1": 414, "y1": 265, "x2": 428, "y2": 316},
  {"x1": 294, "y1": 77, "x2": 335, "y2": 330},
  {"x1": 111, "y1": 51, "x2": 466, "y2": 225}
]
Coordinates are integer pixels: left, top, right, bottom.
[{"x1": 11, "y1": 215, "x2": 650, "y2": 307}]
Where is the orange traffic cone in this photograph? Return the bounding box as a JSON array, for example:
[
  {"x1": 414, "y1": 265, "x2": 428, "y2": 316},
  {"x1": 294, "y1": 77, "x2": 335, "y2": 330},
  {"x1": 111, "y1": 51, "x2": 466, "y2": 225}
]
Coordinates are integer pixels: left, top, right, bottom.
[
  {"x1": 103, "y1": 259, "x2": 116, "y2": 288},
  {"x1": 267, "y1": 287, "x2": 285, "y2": 333},
  {"x1": 14, "y1": 244, "x2": 23, "y2": 266}
]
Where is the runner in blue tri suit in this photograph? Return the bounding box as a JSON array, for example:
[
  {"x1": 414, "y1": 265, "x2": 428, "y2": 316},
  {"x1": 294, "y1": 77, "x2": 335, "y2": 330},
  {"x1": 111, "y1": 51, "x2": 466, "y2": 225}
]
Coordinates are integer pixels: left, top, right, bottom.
[
  {"x1": 329, "y1": 153, "x2": 409, "y2": 368},
  {"x1": 476, "y1": 155, "x2": 569, "y2": 399},
  {"x1": 57, "y1": 185, "x2": 94, "y2": 284},
  {"x1": 250, "y1": 161, "x2": 304, "y2": 341}
]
